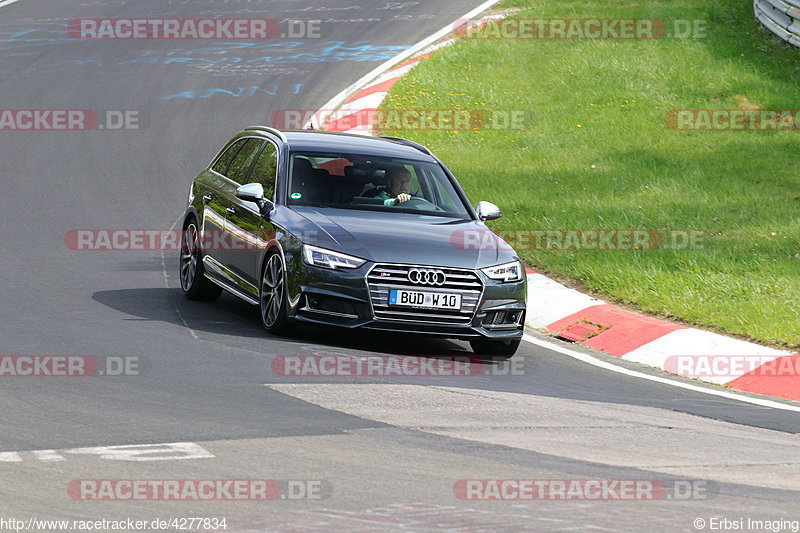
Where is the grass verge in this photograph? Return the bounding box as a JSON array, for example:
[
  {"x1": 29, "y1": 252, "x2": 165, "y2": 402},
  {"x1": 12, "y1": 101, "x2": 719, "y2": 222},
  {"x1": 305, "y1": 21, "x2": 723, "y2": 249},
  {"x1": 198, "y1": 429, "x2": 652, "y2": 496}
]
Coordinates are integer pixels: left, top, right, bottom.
[{"x1": 378, "y1": 0, "x2": 800, "y2": 348}]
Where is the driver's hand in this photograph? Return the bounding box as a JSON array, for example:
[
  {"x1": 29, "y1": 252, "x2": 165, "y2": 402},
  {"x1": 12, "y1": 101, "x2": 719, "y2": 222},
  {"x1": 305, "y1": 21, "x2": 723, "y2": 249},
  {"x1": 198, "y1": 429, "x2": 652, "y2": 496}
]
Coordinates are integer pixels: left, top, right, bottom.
[{"x1": 395, "y1": 193, "x2": 411, "y2": 203}]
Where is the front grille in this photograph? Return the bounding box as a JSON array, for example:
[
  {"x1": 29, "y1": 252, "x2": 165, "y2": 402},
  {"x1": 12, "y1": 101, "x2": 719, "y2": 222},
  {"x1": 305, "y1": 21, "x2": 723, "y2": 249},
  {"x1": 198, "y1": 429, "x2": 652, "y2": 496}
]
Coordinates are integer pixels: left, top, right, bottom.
[{"x1": 366, "y1": 263, "x2": 483, "y2": 325}]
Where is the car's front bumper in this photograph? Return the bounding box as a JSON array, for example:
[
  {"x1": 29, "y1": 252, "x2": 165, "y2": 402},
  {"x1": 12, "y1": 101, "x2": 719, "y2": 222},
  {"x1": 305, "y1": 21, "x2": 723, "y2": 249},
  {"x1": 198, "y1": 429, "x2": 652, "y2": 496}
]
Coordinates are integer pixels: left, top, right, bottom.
[{"x1": 287, "y1": 261, "x2": 526, "y2": 340}]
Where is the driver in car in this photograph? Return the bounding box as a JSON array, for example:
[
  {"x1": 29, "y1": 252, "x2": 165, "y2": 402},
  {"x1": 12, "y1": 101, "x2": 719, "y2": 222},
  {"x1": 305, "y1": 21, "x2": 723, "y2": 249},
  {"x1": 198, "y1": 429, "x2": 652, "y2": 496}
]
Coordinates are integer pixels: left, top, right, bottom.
[{"x1": 364, "y1": 168, "x2": 412, "y2": 206}]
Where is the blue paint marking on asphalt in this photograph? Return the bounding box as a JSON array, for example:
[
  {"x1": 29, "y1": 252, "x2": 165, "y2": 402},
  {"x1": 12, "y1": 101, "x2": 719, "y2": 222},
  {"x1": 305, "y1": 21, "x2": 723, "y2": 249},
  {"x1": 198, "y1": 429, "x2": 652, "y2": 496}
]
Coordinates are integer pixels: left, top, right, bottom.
[
  {"x1": 0, "y1": 22, "x2": 70, "y2": 46},
  {"x1": 163, "y1": 84, "x2": 304, "y2": 99},
  {"x1": 46, "y1": 48, "x2": 407, "y2": 68},
  {"x1": 176, "y1": 41, "x2": 306, "y2": 53},
  {"x1": 0, "y1": 24, "x2": 411, "y2": 70},
  {"x1": 0, "y1": 25, "x2": 411, "y2": 66}
]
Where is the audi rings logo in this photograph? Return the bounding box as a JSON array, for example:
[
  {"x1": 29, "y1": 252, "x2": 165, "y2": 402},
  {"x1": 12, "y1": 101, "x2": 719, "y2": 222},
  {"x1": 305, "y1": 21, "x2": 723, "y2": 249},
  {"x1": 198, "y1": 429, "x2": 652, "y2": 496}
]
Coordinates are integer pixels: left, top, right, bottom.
[{"x1": 408, "y1": 268, "x2": 447, "y2": 286}]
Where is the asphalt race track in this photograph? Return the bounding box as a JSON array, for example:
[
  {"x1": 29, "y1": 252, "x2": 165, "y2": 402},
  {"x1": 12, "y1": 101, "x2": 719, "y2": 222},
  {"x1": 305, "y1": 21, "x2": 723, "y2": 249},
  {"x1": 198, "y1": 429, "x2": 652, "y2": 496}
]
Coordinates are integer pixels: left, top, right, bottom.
[{"x1": 0, "y1": 1, "x2": 798, "y2": 531}]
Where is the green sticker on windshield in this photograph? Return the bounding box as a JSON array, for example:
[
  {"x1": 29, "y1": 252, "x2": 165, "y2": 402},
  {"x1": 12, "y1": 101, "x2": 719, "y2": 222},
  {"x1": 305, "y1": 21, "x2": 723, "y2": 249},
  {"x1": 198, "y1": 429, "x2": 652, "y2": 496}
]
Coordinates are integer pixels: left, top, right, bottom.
[{"x1": 291, "y1": 192, "x2": 302, "y2": 199}]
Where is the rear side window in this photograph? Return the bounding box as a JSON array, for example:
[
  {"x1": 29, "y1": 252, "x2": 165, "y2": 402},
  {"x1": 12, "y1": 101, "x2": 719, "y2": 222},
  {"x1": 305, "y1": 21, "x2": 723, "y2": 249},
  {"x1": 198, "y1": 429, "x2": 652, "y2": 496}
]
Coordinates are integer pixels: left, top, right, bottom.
[
  {"x1": 212, "y1": 139, "x2": 247, "y2": 176},
  {"x1": 227, "y1": 138, "x2": 264, "y2": 184},
  {"x1": 250, "y1": 142, "x2": 278, "y2": 199}
]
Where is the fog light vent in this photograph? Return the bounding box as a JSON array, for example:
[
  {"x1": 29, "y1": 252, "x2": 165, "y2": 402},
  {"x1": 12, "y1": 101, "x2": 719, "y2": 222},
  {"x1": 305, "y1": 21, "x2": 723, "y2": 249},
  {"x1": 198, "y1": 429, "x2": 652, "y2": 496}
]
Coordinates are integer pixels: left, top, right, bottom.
[
  {"x1": 302, "y1": 294, "x2": 358, "y2": 319},
  {"x1": 482, "y1": 310, "x2": 523, "y2": 329}
]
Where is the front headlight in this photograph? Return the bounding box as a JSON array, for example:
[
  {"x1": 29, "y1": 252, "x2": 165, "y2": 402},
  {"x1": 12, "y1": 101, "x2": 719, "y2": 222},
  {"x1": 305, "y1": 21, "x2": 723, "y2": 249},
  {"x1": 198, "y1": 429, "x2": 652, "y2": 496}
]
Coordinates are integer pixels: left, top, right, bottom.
[
  {"x1": 302, "y1": 244, "x2": 366, "y2": 270},
  {"x1": 482, "y1": 261, "x2": 523, "y2": 282}
]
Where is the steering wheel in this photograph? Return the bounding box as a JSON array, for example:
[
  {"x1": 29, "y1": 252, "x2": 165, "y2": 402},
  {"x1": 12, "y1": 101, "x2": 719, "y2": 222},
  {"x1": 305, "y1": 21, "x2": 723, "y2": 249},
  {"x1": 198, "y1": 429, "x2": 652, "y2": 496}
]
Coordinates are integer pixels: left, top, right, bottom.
[{"x1": 398, "y1": 197, "x2": 444, "y2": 211}]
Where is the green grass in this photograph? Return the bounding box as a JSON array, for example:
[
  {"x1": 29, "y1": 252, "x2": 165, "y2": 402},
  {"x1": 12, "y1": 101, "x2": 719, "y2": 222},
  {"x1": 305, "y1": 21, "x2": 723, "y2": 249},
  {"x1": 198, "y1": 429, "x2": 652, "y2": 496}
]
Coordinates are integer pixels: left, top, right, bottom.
[{"x1": 378, "y1": 0, "x2": 800, "y2": 348}]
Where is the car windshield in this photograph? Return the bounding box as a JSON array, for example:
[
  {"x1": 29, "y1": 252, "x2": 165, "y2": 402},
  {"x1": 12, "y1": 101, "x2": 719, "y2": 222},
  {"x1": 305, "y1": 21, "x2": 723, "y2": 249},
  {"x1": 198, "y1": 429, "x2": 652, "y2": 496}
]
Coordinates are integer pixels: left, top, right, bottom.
[{"x1": 286, "y1": 152, "x2": 472, "y2": 219}]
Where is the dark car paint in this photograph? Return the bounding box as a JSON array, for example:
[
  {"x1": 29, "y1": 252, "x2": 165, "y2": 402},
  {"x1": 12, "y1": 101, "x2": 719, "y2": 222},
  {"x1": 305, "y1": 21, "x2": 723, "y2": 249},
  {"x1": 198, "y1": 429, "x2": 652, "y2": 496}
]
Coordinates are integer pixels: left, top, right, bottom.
[
  {"x1": 183, "y1": 129, "x2": 526, "y2": 340},
  {"x1": 290, "y1": 206, "x2": 512, "y2": 269}
]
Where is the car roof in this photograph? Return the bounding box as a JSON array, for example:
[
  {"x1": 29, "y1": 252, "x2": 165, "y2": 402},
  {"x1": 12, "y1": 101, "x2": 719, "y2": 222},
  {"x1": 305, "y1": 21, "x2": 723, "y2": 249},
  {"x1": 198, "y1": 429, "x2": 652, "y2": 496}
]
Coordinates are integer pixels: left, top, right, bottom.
[{"x1": 246, "y1": 128, "x2": 439, "y2": 162}]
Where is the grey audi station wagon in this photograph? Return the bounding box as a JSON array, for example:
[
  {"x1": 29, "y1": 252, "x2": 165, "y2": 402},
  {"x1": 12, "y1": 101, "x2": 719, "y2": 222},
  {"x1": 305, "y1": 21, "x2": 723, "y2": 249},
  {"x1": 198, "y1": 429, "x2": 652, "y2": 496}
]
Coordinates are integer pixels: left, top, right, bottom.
[{"x1": 180, "y1": 127, "x2": 526, "y2": 357}]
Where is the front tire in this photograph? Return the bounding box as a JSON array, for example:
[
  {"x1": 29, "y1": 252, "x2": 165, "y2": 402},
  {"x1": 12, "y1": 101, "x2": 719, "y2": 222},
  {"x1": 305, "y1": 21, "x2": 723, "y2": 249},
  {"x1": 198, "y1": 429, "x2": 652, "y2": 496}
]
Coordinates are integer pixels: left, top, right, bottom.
[
  {"x1": 470, "y1": 338, "x2": 520, "y2": 359},
  {"x1": 180, "y1": 220, "x2": 222, "y2": 301},
  {"x1": 260, "y1": 252, "x2": 292, "y2": 335}
]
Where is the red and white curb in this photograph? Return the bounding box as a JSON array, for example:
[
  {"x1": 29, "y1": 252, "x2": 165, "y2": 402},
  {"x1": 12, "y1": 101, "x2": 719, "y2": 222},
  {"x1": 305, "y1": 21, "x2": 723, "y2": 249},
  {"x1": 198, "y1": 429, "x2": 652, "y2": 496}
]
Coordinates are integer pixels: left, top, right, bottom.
[
  {"x1": 524, "y1": 269, "x2": 799, "y2": 402},
  {"x1": 304, "y1": 5, "x2": 800, "y2": 403}
]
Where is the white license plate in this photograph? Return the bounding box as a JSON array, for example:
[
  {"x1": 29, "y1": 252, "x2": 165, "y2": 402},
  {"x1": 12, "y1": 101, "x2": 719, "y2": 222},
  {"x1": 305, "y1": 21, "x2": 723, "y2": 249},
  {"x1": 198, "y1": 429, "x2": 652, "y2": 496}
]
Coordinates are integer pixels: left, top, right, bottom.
[{"x1": 389, "y1": 289, "x2": 461, "y2": 310}]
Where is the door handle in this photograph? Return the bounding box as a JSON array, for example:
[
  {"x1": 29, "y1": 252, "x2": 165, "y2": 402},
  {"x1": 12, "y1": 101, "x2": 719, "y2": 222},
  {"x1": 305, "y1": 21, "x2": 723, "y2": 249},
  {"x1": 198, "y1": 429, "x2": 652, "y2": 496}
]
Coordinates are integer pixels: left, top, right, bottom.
[
  {"x1": 226, "y1": 207, "x2": 236, "y2": 215},
  {"x1": 203, "y1": 194, "x2": 212, "y2": 203}
]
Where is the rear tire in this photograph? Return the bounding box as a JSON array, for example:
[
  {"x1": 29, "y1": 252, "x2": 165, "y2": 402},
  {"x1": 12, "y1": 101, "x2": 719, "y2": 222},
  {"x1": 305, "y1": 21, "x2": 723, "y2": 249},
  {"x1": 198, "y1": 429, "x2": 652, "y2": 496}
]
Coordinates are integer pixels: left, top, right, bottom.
[
  {"x1": 260, "y1": 251, "x2": 293, "y2": 335},
  {"x1": 469, "y1": 338, "x2": 520, "y2": 359},
  {"x1": 180, "y1": 220, "x2": 222, "y2": 301}
]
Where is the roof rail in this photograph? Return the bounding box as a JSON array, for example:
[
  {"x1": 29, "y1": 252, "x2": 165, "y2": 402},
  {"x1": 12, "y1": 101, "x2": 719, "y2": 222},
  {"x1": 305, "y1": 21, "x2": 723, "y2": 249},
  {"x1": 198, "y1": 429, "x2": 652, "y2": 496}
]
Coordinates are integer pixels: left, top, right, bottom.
[
  {"x1": 379, "y1": 136, "x2": 433, "y2": 156},
  {"x1": 245, "y1": 126, "x2": 287, "y2": 142}
]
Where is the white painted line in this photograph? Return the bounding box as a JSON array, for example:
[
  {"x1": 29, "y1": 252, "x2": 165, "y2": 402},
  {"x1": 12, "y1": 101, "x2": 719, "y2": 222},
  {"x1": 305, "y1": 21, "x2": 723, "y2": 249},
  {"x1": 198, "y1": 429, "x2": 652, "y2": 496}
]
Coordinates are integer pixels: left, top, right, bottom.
[
  {"x1": 65, "y1": 442, "x2": 214, "y2": 461},
  {"x1": 303, "y1": 0, "x2": 504, "y2": 129},
  {"x1": 32, "y1": 449, "x2": 65, "y2": 462},
  {"x1": 161, "y1": 215, "x2": 199, "y2": 340},
  {"x1": 371, "y1": 62, "x2": 418, "y2": 84},
  {"x1": 338, "y1": 92, "x2": 391, "y2": 113},
  {"x1": 522, "y1": 333, "x2": 800, "y2": 412},
  {"x1": 0, "y1": 442, "x2": 214, "y2": 464},
  {"x1": 0, "y1": 0, "x2": 24, "y2": 8}
]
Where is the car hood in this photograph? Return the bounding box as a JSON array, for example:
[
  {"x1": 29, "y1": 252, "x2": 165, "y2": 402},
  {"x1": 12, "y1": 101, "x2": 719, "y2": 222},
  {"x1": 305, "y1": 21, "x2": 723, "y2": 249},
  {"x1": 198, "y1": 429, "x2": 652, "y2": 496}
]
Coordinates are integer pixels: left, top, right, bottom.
[{"x1": 288, "y1": 206, "x2": 519, "y2": 270}]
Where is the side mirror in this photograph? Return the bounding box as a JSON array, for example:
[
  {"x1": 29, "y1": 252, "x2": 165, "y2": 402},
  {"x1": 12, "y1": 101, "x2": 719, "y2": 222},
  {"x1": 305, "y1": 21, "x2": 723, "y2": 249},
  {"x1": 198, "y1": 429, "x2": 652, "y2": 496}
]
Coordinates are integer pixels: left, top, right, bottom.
[
  {"x1": 236, "y1": 183, "x2": 265, "y2": 203},
  {"x1": 236, "y1": 183, "x2": 274, "y2": 216},
  {"x1": 476, "y1": 201, "x2": 502, "y2": 221}
]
